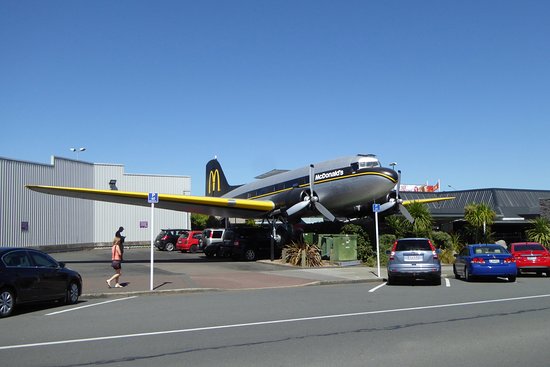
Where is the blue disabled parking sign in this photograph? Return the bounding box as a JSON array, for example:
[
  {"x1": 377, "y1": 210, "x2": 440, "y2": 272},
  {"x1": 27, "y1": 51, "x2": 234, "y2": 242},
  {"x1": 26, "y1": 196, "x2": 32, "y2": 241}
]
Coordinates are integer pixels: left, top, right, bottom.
[
  {"x1": 148, "y1": 192, "x2": 159, "y2": 204},
  {"x1": 372, "y1": 203, "x2": 381, "y2": 212}
]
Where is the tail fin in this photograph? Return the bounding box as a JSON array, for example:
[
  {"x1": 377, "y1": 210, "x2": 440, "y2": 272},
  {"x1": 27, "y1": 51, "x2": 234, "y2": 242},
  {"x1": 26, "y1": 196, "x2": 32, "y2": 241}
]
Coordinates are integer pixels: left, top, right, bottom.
[{"x1": 205, "y1": 158, "x2": 239, "y2": 197}]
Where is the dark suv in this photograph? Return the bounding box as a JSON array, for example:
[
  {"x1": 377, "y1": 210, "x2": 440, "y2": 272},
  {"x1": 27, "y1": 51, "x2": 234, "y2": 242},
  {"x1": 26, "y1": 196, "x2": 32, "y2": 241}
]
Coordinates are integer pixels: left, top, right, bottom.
[
  {"x1": 154, "y1": 229, "x2": 189, "y2": 251},
  {"x1": 222, "y1": 226, "x2": 282, "y2": 261},
  {"x1": 386, "y1": 237, "x2": 441, "y2": 285}
]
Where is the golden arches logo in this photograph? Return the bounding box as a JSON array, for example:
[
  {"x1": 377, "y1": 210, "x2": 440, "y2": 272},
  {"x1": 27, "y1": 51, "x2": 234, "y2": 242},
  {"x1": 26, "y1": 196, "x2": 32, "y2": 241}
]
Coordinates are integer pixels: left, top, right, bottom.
[{"x1": 208, "y1": 169, "x2": 221, "y2": 194}]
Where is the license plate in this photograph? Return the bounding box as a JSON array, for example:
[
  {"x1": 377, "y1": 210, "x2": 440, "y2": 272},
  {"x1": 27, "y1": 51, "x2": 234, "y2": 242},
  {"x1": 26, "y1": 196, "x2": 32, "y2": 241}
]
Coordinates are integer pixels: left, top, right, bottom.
[
  {"x1": 527, "y1": 256, "x2": 537, "y2": 261},
  {"x1": 405, "y1": 255, "x2": 423, "y2": 262},
  {"x1": 489, "y1": 259, "x2": 500, "y2": 264}
]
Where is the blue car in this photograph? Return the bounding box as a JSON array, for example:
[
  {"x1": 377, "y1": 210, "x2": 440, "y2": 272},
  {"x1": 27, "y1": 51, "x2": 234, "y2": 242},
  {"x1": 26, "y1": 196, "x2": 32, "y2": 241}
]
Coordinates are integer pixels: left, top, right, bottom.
[{"x1": 453, "y1": 244, "x2": 517, "y2": 282}]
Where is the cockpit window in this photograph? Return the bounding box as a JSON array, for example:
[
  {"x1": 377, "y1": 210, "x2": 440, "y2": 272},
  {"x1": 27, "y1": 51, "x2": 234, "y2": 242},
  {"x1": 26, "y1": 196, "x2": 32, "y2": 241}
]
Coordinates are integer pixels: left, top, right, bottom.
[{"x1": 356, "y1": 156, "x2": 380, "y2": 169}]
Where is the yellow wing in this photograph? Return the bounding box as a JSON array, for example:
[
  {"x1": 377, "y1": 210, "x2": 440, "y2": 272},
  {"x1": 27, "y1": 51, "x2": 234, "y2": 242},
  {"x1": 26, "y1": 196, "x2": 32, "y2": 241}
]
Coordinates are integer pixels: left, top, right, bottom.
[
  {"x1": 26, "y1": 185, "x2": 275, "y2": 218},
  {"x1": 402, "y1": 197, "x2": 455, "y2": 205}
]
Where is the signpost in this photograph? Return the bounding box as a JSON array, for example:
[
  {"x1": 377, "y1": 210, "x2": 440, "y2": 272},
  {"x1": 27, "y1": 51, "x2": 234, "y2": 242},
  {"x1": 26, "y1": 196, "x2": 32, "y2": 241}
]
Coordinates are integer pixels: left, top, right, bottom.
[
  {"x1": 372, "y1": 203, "x2": 381, "y2": 278},
  {"x1": 148, "y1": 192, "x2": 159, "y2": 291}
]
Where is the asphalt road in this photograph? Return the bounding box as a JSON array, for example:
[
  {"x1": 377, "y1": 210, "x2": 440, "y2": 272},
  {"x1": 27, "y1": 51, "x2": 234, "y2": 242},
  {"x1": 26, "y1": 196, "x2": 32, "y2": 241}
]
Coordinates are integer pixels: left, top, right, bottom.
[{"x1": 2, "y1": 271, "x2": 550, "y2": 366}]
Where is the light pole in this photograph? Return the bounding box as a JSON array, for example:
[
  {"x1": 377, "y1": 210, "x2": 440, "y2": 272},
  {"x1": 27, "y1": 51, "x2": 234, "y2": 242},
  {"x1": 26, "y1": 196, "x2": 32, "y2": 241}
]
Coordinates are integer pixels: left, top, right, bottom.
[
  {"x1": 447, "y1": 184, "x2": 458, "y2": 191},
  {"x1": 70, "y1": 147, "x2": 86, "y2": 160}
]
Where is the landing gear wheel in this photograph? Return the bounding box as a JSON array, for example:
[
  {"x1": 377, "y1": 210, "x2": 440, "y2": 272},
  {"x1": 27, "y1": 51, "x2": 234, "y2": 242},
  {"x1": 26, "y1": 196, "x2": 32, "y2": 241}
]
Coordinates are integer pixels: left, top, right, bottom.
[{"x1": 0, "y1": 288, "x2": 15, "y2": 318}]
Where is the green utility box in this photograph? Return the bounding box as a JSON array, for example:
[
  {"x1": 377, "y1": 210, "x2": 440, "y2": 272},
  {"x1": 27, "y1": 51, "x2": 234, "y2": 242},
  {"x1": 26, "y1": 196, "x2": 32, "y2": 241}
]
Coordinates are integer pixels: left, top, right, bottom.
[
  {"x1": 330, "y1": 234, "x2": 358, "y2": 262},
  {"x1": 303, "y1": 232, "x2": 317, "y2": 245},
  {"x1": 317, "y1": 234, "x2": 334, "y2": 259}
]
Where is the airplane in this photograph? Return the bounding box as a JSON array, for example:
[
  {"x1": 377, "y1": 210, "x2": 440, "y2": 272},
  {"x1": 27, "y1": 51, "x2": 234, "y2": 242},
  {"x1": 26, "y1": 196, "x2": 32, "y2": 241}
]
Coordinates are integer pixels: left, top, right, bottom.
[{"x1": 26, "y1": 154, "x2": 453, "y2": 224}]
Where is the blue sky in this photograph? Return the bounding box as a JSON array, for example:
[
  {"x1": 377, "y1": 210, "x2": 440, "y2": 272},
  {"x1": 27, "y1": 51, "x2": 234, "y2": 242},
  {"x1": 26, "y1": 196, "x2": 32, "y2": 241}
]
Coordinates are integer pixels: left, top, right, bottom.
[{"x1": 1, "y1": 0, "x2": 549, "y2": 195}]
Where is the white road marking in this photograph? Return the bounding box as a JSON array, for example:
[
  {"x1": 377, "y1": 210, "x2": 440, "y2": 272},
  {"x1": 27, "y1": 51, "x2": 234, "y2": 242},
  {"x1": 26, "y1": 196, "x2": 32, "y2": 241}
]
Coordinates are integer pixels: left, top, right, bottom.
[
  {"x1": 46, "y1": 296, "x2": 138, "y2": 316},
  {"x1": 368, "y1": 283, "x2": 386, "y2": 293},
  {"x1": 4, "y1": 293, "x2": 550, "y2": 351},
  {"x1": 445, "y1": 278, "x2": 451, "y2": 287}
]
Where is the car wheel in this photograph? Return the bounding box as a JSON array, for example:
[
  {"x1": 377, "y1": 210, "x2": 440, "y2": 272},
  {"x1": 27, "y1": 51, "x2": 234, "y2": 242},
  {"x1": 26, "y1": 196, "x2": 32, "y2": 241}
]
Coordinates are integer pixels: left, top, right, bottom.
[
  {"x1": 453, "y1": 265, "x2": 461, "y2": 279},
  {"x1": 0, "y1": 288, "x2": 15, "y2": 318},
  {"x1": 165, "y1": 243, "x2": 175, "y2": 252},
  {"x1": 66, "y1": 282, "x2": 80, "y2": 305},
  {"x1": 433, "y1": 277, "x2": 442, "y2": 286},
  {"x1": 386, "y1": 275, "x2": 394, "y2": 285},
  {"x1": 546, "y1": 271, "x2": 550, "y2": 277},
  {"x1": 508, "y1": 275, "x2": 516, "y2": 282},
  {"x1": 243, "y1": 248, "x2": 257, "y2": 261},
  {"x1": 190, "y1": 245, "x2": 198, "y2": 253},
  {"x1": 204, "y1": 250, "x2": 214, "y2": 258},
  {"x1": 464, "y1": 267, "x2": 471, "y2": 282}
]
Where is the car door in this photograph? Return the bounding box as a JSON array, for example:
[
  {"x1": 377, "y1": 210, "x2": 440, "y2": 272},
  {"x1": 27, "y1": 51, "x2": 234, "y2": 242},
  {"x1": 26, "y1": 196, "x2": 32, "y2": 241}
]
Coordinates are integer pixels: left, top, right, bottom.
[
  {"x1": 2, "y1": 250, "x2": 41, "y2": 302},
  {"x1": 454, "y1": 247, "x2": 470, "y2": 276},
  {"x1": 28, "y1": 251, "x2": 67, "y2": 301}
]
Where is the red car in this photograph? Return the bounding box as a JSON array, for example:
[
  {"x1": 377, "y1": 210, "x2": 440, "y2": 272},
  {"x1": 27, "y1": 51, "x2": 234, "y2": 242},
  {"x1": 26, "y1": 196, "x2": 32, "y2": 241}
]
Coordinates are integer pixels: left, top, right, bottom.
[
  {"x1": 510, "y1": 242, "x2": 550, "y2": 276},
  {"x1": 176, "y1": 231, "x2": 203, "y2": 253}
]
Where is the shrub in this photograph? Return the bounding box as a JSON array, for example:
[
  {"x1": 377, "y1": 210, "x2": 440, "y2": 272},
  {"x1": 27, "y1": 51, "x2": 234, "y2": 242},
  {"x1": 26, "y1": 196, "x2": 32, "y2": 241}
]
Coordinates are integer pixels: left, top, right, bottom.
[{"x1": 283, "y1": 242, "x2": 323, "y2": 267}]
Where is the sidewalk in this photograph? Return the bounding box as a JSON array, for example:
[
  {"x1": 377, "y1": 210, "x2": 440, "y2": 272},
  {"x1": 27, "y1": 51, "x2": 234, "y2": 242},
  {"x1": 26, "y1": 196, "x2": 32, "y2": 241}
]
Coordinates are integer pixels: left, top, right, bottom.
[{"x1": 64, "y1": 248, "x2": 454, "y2": 298}]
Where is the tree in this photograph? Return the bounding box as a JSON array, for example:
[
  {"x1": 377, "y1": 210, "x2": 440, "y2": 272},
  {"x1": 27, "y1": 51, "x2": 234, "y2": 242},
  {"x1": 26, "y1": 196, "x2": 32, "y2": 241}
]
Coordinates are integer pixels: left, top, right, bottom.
[
  {"x1": 191, "y1": 213, "x2": 208, "y2": 230},
  {"x1": 526, "y1": 217, "x2": 550, "y2": 247},
  {"x1": 464, "y1": 203, "x2": 495, "y2": 243},
  {"x1": 407, "y1": 202, "x2": 433, "y2": 237},
  {"x1": 384, "y1": 215, "x2": 410, "y2": 239}
]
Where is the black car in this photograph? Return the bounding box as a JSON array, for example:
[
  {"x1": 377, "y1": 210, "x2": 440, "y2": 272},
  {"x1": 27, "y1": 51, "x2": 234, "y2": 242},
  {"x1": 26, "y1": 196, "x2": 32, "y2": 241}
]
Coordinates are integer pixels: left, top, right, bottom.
[
  {"x1": 154, "y1": 229, "x2": 189, "y2": 252},
  {"x1": 0, "y1": 248, "x2": 82, "y2": 318},
  {"x1": 222, "y1": 227, "x2": 283, "y2": 261}
]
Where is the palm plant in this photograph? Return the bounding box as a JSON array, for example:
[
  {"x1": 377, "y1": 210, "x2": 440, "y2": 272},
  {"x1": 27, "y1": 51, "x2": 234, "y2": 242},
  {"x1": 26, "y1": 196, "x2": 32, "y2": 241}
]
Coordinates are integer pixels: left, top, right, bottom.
[
  {"x1": 526, "y1": 217, "x2": 550, "y2": 247},
  {"x1": 464, "y1": 203, "x2": 495, "y2": 243},
  {"x1": 407, "y1": 202, "x2": 433, "y2": 237}
]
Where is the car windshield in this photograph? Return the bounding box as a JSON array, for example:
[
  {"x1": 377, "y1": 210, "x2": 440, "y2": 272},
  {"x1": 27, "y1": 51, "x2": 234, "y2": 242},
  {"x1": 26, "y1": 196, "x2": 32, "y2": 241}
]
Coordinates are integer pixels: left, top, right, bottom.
[
  {"x1": 396, "y1": 239, "x2": 431, "y2": 251},
  {"x1": 473, "y1": 246, "x2": 506, "y2": 254},
  {"x1": 514, "y1": 244, "x2": 545, "y2": 251}
]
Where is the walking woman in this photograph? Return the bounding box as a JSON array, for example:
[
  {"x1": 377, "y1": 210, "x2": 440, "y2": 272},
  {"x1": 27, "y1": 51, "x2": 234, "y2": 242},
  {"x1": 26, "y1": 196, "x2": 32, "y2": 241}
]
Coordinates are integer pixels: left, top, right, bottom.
[{"x1": 106, "y1": 237, "x2": 123, "y2": 288}]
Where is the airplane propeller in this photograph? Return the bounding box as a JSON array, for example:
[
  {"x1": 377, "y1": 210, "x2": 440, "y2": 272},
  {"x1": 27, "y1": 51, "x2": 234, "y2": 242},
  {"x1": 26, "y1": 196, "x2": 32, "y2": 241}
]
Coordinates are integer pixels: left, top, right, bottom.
[
  {"x1": 378, "y1": 170, "x2": 414, "y2": 223},
  {"x1": 285, "y1": 165, "x2": 336, "y2": 222}
]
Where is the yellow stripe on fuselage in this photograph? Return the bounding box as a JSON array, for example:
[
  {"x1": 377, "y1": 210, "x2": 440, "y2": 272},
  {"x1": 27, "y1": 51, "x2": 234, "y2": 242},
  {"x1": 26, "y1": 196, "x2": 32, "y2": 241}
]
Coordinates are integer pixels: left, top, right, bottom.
[{"x1": 247, "y1": 170, "x2": 396, "y2": 200}]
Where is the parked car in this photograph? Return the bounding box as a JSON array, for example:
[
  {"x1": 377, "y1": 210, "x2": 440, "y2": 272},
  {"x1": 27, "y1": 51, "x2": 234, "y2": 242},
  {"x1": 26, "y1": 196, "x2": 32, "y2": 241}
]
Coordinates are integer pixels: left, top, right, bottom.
[
  {"x1": 222, "y1": 226, "x2": 282, "y2": 261},
  {"x1": 386, "y1": 238, "x2": 441, "y2": 285},
  {"x1": 176, "y1": 231, "x2": 203, "y2": 253},
  {"x1": 453, "y1": 244, "x2": 517, "y2": 282},
  {"x1": 202, "y1": 228, "x2": 226, "y2": 258},
  {"x1": 0, "y1": 248, "x2": 82, "y2": 318},
  {"x1": 154, "y1": 229, "x2": 189, "y2": 251},
  {"x1": 509, "y1": 242, "x2": 550, "y2": 276}
]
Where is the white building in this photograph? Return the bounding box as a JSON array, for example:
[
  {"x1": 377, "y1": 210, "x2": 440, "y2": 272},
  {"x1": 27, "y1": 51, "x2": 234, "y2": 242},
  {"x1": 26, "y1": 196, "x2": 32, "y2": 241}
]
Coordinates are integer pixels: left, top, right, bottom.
[{"x1": 0, "y1": 156, "x2": 191, "y2": 249}]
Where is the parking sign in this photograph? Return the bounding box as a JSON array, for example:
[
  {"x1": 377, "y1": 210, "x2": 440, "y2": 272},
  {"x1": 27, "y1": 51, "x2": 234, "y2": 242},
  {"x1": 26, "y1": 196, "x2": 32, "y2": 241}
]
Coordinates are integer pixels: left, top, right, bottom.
[{"x1": 148, "y1": 192, "x2": 159, "y2": 204}]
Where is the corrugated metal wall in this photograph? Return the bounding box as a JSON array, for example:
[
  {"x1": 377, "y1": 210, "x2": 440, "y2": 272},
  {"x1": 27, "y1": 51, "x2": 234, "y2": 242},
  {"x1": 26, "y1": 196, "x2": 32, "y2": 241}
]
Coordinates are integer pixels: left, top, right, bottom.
[
  {"x1": 93, "y1": 163, "x2": 191, "y2": 244},
  {"x1": 1, "y1": 156, "x2": 94, "y2": 247},
  {"x1": 1, "y1": 156, "x2": 191, "y2": 248}
]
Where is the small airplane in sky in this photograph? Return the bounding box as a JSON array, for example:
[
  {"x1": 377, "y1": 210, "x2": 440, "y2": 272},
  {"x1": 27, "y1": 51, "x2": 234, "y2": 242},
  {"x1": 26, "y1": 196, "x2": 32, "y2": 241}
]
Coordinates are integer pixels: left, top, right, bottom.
[{"x1": 27, "y1": 154, "x2": 453, "y2": 224}]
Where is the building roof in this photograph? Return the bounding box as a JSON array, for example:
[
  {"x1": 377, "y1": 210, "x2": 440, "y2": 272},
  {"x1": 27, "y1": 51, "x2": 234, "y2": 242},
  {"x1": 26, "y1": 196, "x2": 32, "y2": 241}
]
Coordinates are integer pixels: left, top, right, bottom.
[{"x1": 400, "y1": 188, "x2": 550, "y2": 223}]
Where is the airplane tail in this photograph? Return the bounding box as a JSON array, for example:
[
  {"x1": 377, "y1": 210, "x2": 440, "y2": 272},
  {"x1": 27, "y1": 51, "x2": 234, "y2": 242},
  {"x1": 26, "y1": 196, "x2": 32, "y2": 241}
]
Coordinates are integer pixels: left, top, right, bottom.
[{"x1": 205, "y1": 159, "x2": 239, "y2": 197}]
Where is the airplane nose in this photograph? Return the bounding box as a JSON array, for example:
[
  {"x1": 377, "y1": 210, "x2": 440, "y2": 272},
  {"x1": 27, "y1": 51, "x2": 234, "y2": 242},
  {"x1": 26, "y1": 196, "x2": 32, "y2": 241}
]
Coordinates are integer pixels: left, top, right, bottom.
[{"x1": 380, "y1": 168, "x2": 399, "y2": 184}]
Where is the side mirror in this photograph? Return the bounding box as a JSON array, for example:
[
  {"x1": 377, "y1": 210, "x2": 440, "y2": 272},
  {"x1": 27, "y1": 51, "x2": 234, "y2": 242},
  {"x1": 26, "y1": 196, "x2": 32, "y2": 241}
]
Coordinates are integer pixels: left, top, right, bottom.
[{"x1": 58, "y1": 262, "x2": 66, "y2": 269}]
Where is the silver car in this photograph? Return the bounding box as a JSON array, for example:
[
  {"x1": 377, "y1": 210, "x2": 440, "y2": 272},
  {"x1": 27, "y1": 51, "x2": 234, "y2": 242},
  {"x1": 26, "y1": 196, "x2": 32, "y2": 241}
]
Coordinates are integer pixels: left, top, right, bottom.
[{"x1": 386, "y1": 238, "x2": 441, "y2": 285}]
